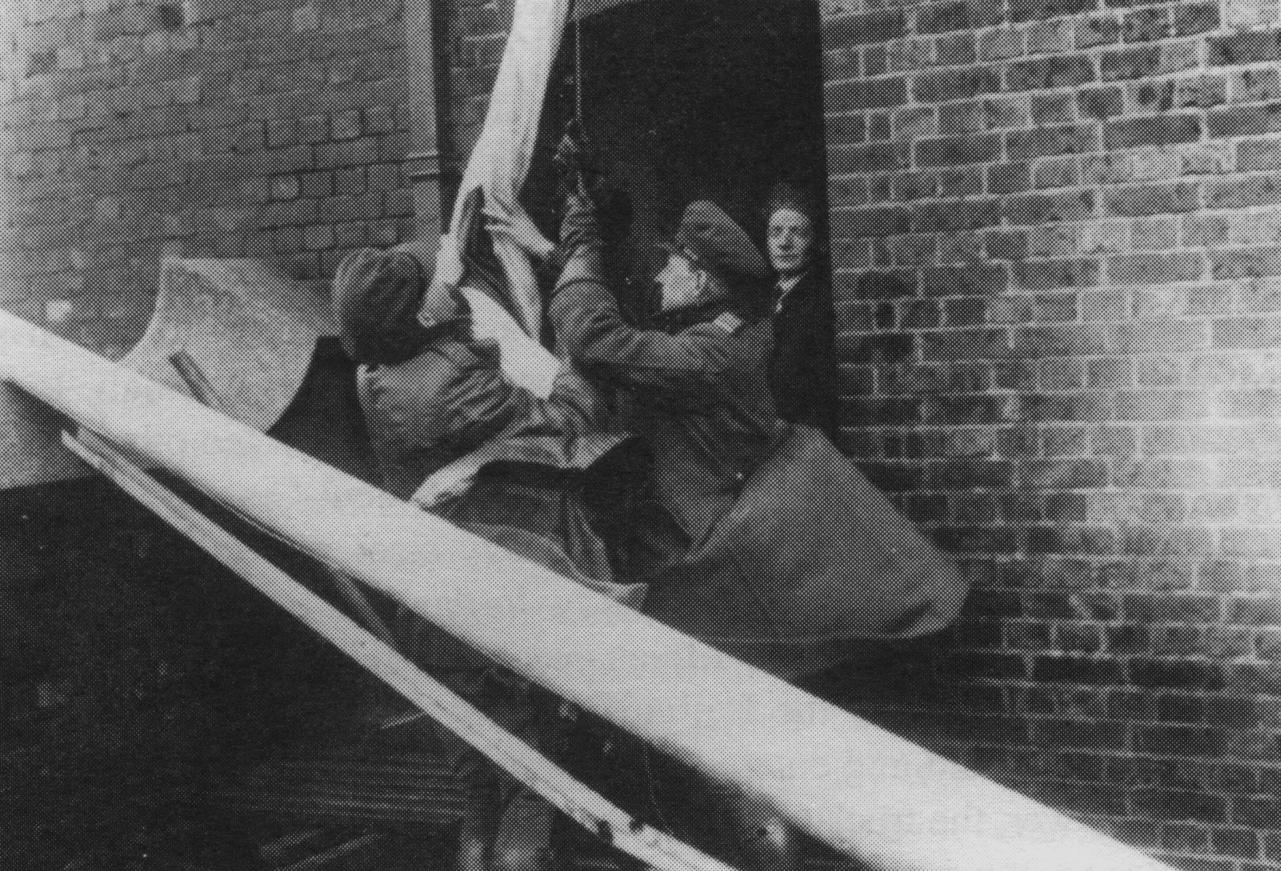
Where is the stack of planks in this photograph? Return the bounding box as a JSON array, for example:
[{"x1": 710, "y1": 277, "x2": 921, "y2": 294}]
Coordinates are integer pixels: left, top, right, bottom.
[{"x1": 216, "y1": 752, "x2": 466, "y2": 831}]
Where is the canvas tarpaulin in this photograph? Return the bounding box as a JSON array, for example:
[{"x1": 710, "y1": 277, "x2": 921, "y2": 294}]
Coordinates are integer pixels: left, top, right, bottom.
[{"x1": 432, "y1": 0, "x2": 573, "y2": 400}]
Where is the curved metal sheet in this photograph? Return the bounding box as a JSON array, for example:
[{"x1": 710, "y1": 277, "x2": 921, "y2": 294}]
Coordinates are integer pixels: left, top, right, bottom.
[
  {"x1": 0, "y1": 258, "x2": 334, "y2": 490},
  {"x1": 120, "y1": 259, "x2": 334, "y2": 433}
]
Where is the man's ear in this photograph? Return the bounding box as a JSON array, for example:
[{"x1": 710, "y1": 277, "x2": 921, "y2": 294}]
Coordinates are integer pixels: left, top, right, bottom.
[{"x1": 695, "y1": 269, "x2": 710, "y2": 298}]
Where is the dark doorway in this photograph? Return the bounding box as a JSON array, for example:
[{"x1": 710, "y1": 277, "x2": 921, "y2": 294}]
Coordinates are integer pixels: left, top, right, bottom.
[{"x1": 533, "y1": 0, "x2": 827, "y2": 271}]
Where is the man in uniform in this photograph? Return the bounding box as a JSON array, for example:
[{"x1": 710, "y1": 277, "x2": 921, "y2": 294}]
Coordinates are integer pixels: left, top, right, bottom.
[
  {"x1": 764, "y1": 182, "x2": 837, "y2": 436},
  {"x1": 542, "y1": 194, "x2": 807, "y2": 871},
  {"x1": 490, "y1": 144, "x2": 970, "y2": 867},
  {"x1": 331, "y1": 238, "x2": 641, "y2": 871}
]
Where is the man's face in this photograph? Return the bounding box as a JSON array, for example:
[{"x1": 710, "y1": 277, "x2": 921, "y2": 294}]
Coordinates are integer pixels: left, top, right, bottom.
[
  {"x1": 768, "y1": 208, "x2": 814, "y2": 278},
  {"x1": 656, "y1": 251, "x2": 704, "y2": 312}
]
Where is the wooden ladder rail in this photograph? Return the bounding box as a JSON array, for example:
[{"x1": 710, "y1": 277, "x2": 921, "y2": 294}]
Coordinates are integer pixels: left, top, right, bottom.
[{"x1": 168, "y1": 349, "x2": 398, "y2": 650}]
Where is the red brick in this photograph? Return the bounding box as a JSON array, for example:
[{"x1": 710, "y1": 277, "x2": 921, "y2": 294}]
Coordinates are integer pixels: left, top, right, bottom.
[
  {"x1": 985, "y1": 230, "x2": 1029, "y2": 260},
  {"x1": 1106, "y1": 181, "x2": 1204, "y2": 219},
  {"x1": 1174, "y1": 75, "x2": 1226, "y2": 109},
  {"x1": 825, "y1": 76, "x2": 907, "y2": 110},
  {"x1": 830, "y1": 207, "x2": 910, "y2": 239},
  {"x1": 921, "y1": 68, "x2": 996, "y2": 105},
  {"x1": 1007, "y1": 55, "x2": 1097, "y2": 91},
  {"x1": 1208, "y1": 30, "x2": 1281, "y2": 66},
  {"x1": 1136, "y1": 725, "x2": 1226, "y2": 757},
  {"x1": 1122, "y1": 7, "x2": 1172, "y2": 42},
  {"x1": 1007, "y1": 124, "x2": 1099, "y2": 160},
  {"x1": 920, "y1": 328, "x2": 1011, "y2": 360},
  {"x1": 1012, "y1": 259, "x2": 1101, "y2": 290},
  {"x1": 1101, "y1": 43, "x2": 1198, "y2": 81},
  {"x1": 1108, "y1": 252, "x2": 1204, "y2": 285},
  {"x1": 1207, "y1": 103, "x2": 1281, "y2": 138},
  {"x1": 1074, "y1": 14, "x2": 1120, "y2": 48},
  {"x1": 915, "y1": 1, "x2": 998, "y2": 33},
  {"x1": 1005, "y1": 190, "x2": 1096, "y2": 225},
  {"x1": 1076, "y1": 85, "x2": 1127, "y2": 119},
  {"x1": 921, "y1": 263, "x2": 1009, "y2": 295},
  {"x1": 1012, "y1": 0, "x2": 1096, "y2": 21},
  {"x1": 1237, "y1": 138, "x2": 1281, "y2": 172},
  {"x1": 988, "y1": 162, "x2": 1032, "y2": 194},
  {"x1": 1032, "y1": 655, "x2": 1124, "y2": 684},
  {"x1": 1103, "y1": 115, "x2": 1202, "y2": 149},
  {"x1": 1210, "y1": 250, "x2": 1281, "y2": 281},
  {"x1": 1231, "y1": 68, "x2": 1281, "y2": 103},
  {"x1": 1030, "y1": 93, "x2": 1075, "y2": 127},
  {"x1": 1204, "y1": 175, "x2": 1281, "y2": 209},
  {"x1": 1211, "y1": 827, "x2": 1261, "y2": 858}
]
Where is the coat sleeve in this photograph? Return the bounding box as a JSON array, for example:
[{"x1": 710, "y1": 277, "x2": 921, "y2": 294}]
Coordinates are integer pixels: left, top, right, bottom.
[
  {"x1": 549, "y1": 254, "x2": 735, "y2": 407},
  {"x1": 370, "y1": 339, "x2": 599, "y2": 455}
]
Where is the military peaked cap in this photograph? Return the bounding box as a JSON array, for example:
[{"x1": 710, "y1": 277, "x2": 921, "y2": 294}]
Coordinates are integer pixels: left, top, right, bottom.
[{"x1": 673, "y1": 201, "x2": 768, "y2": 281}]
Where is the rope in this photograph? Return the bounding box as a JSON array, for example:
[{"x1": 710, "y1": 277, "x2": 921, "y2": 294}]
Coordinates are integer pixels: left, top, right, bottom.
[{"x1": 573, "y1": 0, "x2": 585, "y2": 129}]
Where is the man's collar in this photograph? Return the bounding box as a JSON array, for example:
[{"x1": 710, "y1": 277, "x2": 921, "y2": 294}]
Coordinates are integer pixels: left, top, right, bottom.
[
  {"x1": 775, "y1": 268, "x2": 812, "y2": 310},
  {"x1": 777, "y1": 272, "x2": 807, "y2": 294}
]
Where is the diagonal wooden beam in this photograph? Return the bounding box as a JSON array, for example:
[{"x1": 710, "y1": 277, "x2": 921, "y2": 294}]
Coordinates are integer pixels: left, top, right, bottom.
[
  {"x1": 61, "y1": 426, "x2": 740, "y2": 871},
  {"x1": 0, "y1": 309, "x2": 1172, "y2": 871},
  {"x1": 166, "y1": 348, "x2": 399, "y2": 649}
]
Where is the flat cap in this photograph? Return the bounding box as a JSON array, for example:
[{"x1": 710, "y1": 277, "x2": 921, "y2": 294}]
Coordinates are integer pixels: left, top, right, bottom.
[
  {"x1": 332, "y1": 240, "x2": 445, "y2": 365},
  {"x1": 674, "y1": 201, "x2": 768, "y2": 281}
]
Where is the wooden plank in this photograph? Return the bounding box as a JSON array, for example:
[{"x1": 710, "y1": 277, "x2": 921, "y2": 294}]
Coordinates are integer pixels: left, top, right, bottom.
[
  {"x1": 0, "y1": 309, "x2": 1174, "y2": 871},
  {"x1": 165, "y1": 353, "x2": 398, "y2": 650},
  {"x1": 61, "y1": 426, "x2": 740, "y2": 871}
]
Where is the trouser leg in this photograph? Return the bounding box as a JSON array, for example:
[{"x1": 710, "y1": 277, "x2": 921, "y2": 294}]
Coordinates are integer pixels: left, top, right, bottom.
[{"x1": 437, "y1": 667, "x2": 559, "y2": 871}]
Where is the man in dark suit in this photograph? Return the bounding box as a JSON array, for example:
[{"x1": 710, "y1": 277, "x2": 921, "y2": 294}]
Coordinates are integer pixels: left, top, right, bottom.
[{"x1": 764, "y1": 183, "x2": 838, "y2": 436}]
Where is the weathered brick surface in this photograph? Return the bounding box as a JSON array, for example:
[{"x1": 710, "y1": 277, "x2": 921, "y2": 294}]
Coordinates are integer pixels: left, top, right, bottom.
[
  {"x1": 5, "y1": 0, "x2": 1281, "y2": 866},
  {"x1": 0, "y1": 0, "x2": 414, "y2": 356},
  {"x1": 824, "y1": 0, "x2": 1281, "y2": 867}
]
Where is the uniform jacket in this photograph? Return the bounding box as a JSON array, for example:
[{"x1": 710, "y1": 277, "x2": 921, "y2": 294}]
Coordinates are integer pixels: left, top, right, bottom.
[
  {"x1": 550, "y1": 256, "x2": 780, "y2": 544},
  {"x1": 770, "y1": 268, "x2": 838, "y2": 436},
  {"x1": 551, "y1": 251, "x2": 969, "y2": 678}
]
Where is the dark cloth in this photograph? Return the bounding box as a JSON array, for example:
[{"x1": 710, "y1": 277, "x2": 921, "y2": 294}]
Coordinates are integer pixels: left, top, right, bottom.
[
  {"x1": 770, "y1": 269, "x2": 837, "y2": 435},
  {"x1": 643, "y1": 424, "x2": 969, "y2": 676},
  {"x1": 551, "y1": 251, "x2": 968, "y2": 678}
]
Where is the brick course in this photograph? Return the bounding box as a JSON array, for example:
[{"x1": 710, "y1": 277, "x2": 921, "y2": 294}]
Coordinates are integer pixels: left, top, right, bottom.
[
  {"x1": 4, "y1": 0, "x2": 1281, "y2": 868},
  {"x1": 0, "y1": 0, "x2": 414, "y2": 355},
  {"x1": 824, "y1": 0, "x2": 1281, "y2": 867}
]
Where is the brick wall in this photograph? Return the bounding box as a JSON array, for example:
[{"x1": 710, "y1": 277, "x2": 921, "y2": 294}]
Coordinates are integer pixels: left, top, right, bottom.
[
  {"x1": 0, "y1": 0, "x2": 415, "y2": 359},
  {"x1": 7, "y1": 0, "x2": 1281, "y2": 867},
  {"x1": 822, "y1": 0, "x2": 1281, "y2": 866}
]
